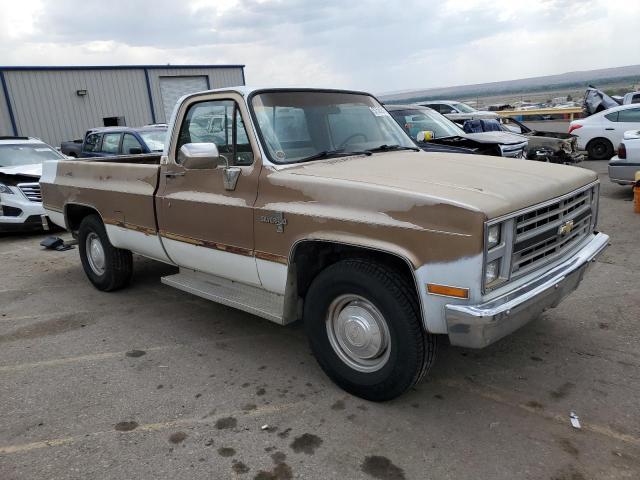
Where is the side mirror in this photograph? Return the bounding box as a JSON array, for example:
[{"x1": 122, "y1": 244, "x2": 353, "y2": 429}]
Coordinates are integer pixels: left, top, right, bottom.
[
  {"x1": 416, "y1": 131, "x2": 435, "y2": 142},
  {"x1": 178, "y1": 143, "x2": 225, "y2": 169},
  {"x1": 129, "y1": 147, "x2": 143, "y2": 155}
]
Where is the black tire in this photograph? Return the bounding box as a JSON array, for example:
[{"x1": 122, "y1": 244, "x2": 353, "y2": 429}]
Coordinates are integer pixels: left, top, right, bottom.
[
  {"x1": 303, "y1": 259, "x2": 436, "y2": 401},
  {"x1": 587, "y1": 138, "x2": 614, "y2": 160},
  {"x1": 78, "y1": 214, "x2": 133, "y2": 291}
]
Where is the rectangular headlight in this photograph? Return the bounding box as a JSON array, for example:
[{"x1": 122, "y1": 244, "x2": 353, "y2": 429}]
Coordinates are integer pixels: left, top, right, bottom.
[
  {"x1": 485, "y1": 259, "x2": 500, "y2": 285},
  {"x1": 487, "y1": 224, "x2": 501, "y2": 249}
]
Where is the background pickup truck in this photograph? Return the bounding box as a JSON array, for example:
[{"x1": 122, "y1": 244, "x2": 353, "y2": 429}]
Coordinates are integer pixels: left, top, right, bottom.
[
  {"x1": 61, "y1": 125, "x2": 167, "y2": 158},
  {"x1": 41, "y1": 87, "x2": 609, "y2": 401},
  {"x1": 60, "y1": 138, "x2": 83, "y2": 157}
]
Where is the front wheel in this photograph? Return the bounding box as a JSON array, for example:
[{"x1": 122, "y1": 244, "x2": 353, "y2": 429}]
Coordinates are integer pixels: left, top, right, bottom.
[
  {"x1": 78, "y1": 214, "x2": 133, "y2": 291},
  {"x1": 303, "y1": 259, "x2": 436, "y2": 401}
]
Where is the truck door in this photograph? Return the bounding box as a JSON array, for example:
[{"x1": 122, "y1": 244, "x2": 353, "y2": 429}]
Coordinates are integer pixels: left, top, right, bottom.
[{"x1": 156, "y1": 94, "x2": 261, "y2": 286}]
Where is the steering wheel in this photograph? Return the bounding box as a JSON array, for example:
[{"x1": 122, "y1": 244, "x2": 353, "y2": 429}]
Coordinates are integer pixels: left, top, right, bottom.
[{"x1": 338, "y1": 133, "x2": 368, "y2": 149}]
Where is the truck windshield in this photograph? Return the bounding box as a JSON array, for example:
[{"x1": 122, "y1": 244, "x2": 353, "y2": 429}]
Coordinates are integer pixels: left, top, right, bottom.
[
  {"x1": 0, "y1": 143, "x2": 64, "y2": 167},
  {"x1": 251, "y1": 91, "x2": 415, "y2": 164}
]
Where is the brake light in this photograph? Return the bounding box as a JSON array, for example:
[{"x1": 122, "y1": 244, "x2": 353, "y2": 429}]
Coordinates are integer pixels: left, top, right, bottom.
[
  {"x1": 568, "y1": 124, "x2": 583, "y2": 134},
  {"x1": 618, "y1": 143, "x2": 626, "y2": 159}
]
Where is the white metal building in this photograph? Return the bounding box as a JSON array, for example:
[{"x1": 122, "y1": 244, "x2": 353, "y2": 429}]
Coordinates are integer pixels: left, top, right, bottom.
[{"x1": 0, "y1": 65, "x2": 245, "y2": 147}]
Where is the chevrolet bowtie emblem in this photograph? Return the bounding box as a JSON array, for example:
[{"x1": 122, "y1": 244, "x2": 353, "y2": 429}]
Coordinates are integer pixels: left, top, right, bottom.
[{"x1": 558, "y1": 219, "x2": 575, "y2": 236}]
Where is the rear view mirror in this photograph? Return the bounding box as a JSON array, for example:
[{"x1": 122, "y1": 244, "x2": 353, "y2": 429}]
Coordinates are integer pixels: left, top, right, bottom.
[
  {"x1": 416, "y1": 131, "x2": 435, "y2": 142},
  {"x1": 178, "y1": 143, "x2": 225, "y2": 169}
]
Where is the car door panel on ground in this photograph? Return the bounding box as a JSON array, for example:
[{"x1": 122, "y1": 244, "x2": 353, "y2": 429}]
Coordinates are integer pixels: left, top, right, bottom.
[{"x1": 155, "y1": 95, "x2": 262, "y2": 286}]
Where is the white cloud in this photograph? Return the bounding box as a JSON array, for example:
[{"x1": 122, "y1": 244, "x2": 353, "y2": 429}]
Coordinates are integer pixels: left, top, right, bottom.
[
  {"x1": 1, "y1": 0, "x2": 43, "y2": 39},
  {"x1": 0, "y1": 0, "x2": 638, "y2": 93}
]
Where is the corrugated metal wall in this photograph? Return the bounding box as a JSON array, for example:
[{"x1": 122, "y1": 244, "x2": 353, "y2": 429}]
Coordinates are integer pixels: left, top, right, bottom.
[
  {"x1": 0, "y1": 66, "x2": 244, "y2": 147},
  {"x1": 3, "y1": 69, "x2": 152, "y2": 146},
  {"x1": 147, "y1": 67, "x2": 244, "y2": 123},
  {"x1": 0, "y1": 75, "x2": 13, "y2": 136}
]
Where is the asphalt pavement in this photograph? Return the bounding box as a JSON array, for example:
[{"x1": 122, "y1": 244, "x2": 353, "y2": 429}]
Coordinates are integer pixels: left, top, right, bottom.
[{"x1": 0, "y1": 160, "x2": 638, "y2": 480}]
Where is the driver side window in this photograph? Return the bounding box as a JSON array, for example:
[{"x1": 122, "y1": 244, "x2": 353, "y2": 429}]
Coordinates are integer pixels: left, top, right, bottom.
[{"x1": 176, "y1": 99, "x2": 254, "y2": 166}]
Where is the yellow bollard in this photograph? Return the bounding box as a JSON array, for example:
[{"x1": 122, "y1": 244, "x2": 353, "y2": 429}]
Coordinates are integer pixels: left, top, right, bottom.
[{"x1": 635, "y1": 171, "x2": 640, "y2": 214}]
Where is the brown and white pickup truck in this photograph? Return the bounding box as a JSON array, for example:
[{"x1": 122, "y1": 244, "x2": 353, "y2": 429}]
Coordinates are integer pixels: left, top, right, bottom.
[{"x1": 41, "y1": 87, "x2": 609, "y2": 400}]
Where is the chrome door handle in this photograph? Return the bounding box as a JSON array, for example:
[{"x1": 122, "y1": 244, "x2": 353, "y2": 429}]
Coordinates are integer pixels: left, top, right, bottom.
[{"x1": 164, "y1": 171, "x2": 185, "y2": 177}]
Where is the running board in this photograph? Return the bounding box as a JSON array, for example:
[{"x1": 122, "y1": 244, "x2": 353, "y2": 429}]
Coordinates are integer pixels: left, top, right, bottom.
[{"x1": 161, "y1": 269, "x2": 285, "y2": 324}]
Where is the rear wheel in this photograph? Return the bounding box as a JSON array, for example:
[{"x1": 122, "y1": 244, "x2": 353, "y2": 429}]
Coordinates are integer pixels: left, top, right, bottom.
[
  {"x1": 78, "y1": 214, "x2": 133, "y2": 291},
  {"x1": 303, "y1": 259, "x2": 436, "y2": 401},
  {"x1": 587, "y1": 138, "x2": 613, "y2": 160}
]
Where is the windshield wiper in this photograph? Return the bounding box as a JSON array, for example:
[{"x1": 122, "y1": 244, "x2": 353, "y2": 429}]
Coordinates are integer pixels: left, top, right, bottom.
[
  {"x1": 297, "y1": 149, "x2": 371, "y2": 163},
  {"x1": 365, "y1": 144, "x2": 420, "y2": 153}
]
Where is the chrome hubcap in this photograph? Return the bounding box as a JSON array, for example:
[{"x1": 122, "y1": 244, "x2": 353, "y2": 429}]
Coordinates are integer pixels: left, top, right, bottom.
[
  {"x1": 326, "y1": 294, "x2": 390, "y2": 372},
  {"x1": 86, "y1": 232, "x2": 106, "y2": 275}
]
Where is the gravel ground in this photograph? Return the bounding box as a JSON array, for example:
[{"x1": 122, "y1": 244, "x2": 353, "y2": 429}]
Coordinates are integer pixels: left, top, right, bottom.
[{"x1": 0, "y1": 160, "x2": 638, "y2": 480}]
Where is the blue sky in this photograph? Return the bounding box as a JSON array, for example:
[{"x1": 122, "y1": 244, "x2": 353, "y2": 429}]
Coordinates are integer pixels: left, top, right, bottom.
[{"x1": 1, "y1": 0, "x2": 638, "y2": 93}]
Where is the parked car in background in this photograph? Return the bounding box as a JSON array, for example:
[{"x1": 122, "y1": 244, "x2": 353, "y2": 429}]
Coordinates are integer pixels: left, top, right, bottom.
[
  {"x1": 418, "y1": 100, "x2": 499, "y2": 122},
  {"x1": 498, "y1": 117, "x2": 583, "y2": 164},
  {"x1": 569, "y1": 104, "x2": 640, "y2": 160},
  {"x1": 608, "y1": 130, "x2": 640, "y2": 185},
  {"x1": 387, "y1": 105, "x2": 528, "y2": 158},
  {"x1": 623, "y1": 92, "x2": 640, "y2": 105},
  {"x1": 41, "y1": 86, "x2": 607, "y2": 400},
  {"x1": 0, "y1": 136, "x2": 64, "y2": 232},
  {"x1": 78, "y1": 126, "x2": 167, "y2": 158},
  {"x1": 60, "y1": 138, "x2": 83, "y2": 157}
]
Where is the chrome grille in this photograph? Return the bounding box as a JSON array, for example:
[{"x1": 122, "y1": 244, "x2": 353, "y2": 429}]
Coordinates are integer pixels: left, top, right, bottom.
[
  {"x1": 510, "y1": 186, "x2": 595, "y2": 278},
  {"x1": 17, "y1": 182, "x2": 42, "y2": 202}
]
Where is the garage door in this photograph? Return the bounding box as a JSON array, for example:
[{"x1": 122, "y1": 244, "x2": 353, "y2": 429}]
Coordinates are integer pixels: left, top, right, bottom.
[{"x1": 159, "y1": 76, "x2": 209, "y2": 121}]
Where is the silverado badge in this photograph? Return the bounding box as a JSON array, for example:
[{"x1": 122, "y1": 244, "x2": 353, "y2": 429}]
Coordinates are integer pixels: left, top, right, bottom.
[
  {"x1": 558, "y1": 219, "x2": 575, "y2": 236},
  {"x1": 260, "y1": 212, "x2": 287, "y2": 233}
]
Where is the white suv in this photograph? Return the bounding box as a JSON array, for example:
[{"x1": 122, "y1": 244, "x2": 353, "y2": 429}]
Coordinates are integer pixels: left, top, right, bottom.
[
  {"x1": 0, "y1": 136, "x2": 65, "y2": 232},
  {"x1": 569, "y1": 104, "x2": 640, "y2": 160}
]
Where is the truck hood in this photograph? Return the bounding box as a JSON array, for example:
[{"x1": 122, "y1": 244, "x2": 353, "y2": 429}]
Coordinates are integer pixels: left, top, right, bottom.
[
  {"x1": 462, "y1": 131, "x2": 527, "y2": 145},
  {"x1": 0, "y1": 163, "x2": 42, "y2": 179},
  {"x1": 281, "y1": 151, "x2": 596, "y2": 219}
]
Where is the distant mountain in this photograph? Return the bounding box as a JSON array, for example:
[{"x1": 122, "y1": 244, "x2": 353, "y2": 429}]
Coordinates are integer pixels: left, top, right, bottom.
[{"x1": 378, "y1": 65, "x2": 640, "y2": 103}]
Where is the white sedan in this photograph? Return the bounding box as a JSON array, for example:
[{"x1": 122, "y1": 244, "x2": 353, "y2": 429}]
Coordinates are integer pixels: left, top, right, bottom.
[
  {"x1": 569, "y1": 104, "x2": 640, "y2": 160},
  {"x1": 418, "y1": 100, "x2": 499, "y2": 122}
]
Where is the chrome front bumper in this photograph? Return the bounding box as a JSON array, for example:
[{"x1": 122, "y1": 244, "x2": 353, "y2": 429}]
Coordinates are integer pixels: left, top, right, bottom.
[{"x1": 445, "y1": 232, "x2": 609, "y2": 348}]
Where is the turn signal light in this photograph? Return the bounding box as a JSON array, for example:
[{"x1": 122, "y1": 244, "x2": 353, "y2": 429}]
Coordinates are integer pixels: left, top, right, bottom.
[{"x1": 427, "y1": 284, "x2": 469, "y2": 299}]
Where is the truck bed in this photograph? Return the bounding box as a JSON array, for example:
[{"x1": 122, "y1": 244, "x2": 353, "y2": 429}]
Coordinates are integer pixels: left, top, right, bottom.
[{"x1": 40, "y1": 157, "x2": 161, "y2": 235}]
